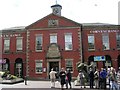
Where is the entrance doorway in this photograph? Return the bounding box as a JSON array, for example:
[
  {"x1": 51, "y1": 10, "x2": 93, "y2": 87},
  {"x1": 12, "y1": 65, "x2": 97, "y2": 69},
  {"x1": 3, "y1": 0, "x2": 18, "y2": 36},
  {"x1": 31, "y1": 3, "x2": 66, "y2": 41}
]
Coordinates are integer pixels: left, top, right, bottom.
[
  {"x1": 49, "y1": 61, "x2": 59, "y2": 72},
  {"x1": 49, "y1": 61, "x2": 59, "y2": 78}
]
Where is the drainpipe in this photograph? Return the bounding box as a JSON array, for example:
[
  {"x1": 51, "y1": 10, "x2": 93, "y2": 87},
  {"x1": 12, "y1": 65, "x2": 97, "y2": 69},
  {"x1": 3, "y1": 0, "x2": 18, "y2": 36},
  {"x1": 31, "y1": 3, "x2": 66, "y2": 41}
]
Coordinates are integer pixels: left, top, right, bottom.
[
  {"x1": 80, "y1": 25, "x2": 84, "y2": 63},
  {"x1": 78, "y1": 25, "x2": 84, "y2": 63}
]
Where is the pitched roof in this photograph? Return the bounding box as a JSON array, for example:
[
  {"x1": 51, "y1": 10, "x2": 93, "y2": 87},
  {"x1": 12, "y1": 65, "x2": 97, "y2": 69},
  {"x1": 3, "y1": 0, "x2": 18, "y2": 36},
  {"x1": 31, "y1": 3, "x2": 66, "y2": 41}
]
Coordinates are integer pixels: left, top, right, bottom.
[{"x1": 26, "y1": 13, "x2": 81, "y2": 29}]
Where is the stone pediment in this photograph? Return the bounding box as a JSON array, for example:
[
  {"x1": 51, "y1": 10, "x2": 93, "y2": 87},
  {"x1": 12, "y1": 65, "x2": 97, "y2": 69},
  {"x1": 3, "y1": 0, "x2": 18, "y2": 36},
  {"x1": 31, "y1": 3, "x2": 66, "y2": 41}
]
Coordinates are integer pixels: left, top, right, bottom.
[
  {"x1": 46, "y1": 43, "x2": 61, "y2": 59},
  {"x1": 26, "y1": 14, "x2": 81, "y2": 29}
]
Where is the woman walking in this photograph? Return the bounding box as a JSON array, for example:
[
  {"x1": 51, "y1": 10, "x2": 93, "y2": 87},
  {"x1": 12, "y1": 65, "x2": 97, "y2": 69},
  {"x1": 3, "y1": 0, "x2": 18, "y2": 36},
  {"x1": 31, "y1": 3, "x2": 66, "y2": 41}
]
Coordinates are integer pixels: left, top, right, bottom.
[{"x1": 66, "y1": 69, "x2": 72, "y2": 89}]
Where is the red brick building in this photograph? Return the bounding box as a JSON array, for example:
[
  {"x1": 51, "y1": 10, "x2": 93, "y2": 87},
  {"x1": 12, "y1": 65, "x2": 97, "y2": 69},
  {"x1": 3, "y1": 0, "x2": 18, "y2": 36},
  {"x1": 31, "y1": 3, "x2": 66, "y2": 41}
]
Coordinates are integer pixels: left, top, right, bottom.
[
  {"x1": 82, "y1": 24, "x2": 120, "y2": 71},
  {"x1": 0, "y1": 4, "x2": 120, "y2": 79},
  {"x1": 0, "y1": 27, "x2": 26, "y2": 77},
  {"x1": 25, "y1": 12, "x2": 82, "y2": 79}
]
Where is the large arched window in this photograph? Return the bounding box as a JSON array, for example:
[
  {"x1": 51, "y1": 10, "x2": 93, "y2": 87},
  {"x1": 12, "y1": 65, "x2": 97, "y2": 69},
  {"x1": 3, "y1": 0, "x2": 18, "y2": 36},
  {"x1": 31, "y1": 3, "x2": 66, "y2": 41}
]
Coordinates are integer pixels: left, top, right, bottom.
[
  {"x1": 2, "y1": 58, "x2": 10, "y2": 71},
  {"x1": 14, "y1": 58, "x2": 23, "y2": 77},
  {"x1": 103, "y1": 55, "x2": 112, "y2": 68}
]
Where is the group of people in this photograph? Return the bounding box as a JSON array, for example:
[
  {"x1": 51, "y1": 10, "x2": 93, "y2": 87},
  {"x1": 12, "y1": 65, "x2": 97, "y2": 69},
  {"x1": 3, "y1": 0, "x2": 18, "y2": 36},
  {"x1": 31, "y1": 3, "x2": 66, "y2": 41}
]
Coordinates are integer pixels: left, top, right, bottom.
[
  {"x1": 49, "y1": 68, "x2": 72, "y2": 89},
  {"x1": 79, "y1": 67, "x2": 120, "y2": 89},
  {"x1": 49, "y1": 67, "x2": 120, "y2": 89}
]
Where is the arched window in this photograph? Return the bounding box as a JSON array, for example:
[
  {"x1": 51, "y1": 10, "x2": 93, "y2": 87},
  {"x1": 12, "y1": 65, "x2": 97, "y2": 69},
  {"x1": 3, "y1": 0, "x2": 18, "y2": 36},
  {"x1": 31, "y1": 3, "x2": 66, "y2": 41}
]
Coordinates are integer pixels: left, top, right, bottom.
[
  {"x1": 2, "y1": 58, "x2": 10, "y2": 71},
  {"x1": 103, "y1": 55, "x2": 112, "y2": 68},
  {"x1": 14, "y1": 58, "x2": 23, "y2": 77}
]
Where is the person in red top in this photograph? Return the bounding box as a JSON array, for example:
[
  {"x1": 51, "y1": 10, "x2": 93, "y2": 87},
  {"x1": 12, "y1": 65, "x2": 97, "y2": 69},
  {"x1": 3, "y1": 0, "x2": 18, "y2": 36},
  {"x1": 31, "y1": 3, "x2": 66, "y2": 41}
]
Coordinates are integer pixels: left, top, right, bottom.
[{"x1": 66, "y1": 68, "x2": 72, "y2": 89}]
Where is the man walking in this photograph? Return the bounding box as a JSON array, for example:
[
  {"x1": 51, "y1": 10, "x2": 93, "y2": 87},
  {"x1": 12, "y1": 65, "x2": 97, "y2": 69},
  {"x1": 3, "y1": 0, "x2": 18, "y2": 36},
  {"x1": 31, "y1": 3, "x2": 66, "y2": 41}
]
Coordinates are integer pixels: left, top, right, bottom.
[
  {"x1": 89, "y1": 68, "x2": 94, "y2": 89},
  {"x1": 100, "y1": 68, "x2": 107, "y2": 89},
  {"x1": 49, "y1": 68, "x2": 57, "y2": 88}
]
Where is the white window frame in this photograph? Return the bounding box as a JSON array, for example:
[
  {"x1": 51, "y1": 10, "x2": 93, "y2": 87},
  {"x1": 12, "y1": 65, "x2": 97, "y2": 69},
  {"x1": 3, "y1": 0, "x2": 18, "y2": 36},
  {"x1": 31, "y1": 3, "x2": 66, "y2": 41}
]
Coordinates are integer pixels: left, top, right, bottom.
[
  {"x1": 88, "y1": 34, "x2": 95, "y2": 50},
  {"x1": 35, "y1": 60, "x2": 43, "y2": 74},
  {"x1": 4, "y1": 38, "x2": 10, "y2": 52},
  {"x1": 65, "y1": 33, "x2": 73, "y2": 50},
  {"x1": 102, "y1": 33, "x2": 110, "y2": 50},
  {"x1": 35, "y1": 34, "x2": 43, "y2": 52},
  {"x1": 50, "y1": 33, "x2": 57, "y2": 44},
  {"x1": 16, "y1": 37, "x2": 23, "y2": 51},
  {"x1": 65, "y1": 59, "x2": 73, "y2": 72},
  {"x1": 116, "y1": 32, "x2": 120, "y2": 49}
]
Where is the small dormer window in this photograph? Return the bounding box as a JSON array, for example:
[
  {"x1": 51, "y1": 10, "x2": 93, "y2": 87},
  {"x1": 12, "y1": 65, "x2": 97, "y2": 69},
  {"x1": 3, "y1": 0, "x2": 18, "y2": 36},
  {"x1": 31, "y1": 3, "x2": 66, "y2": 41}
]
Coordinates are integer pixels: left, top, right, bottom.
[{"x1": 48, "y1": 19, "x2": 59, "y2": 27}]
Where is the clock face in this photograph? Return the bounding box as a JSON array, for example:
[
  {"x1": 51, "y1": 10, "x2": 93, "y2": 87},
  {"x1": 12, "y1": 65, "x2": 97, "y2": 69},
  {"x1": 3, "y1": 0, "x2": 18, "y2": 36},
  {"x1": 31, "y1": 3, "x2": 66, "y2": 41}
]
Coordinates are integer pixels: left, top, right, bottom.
[{"x1": 53, "y1": 8, "x2": 59, "y2": 14}]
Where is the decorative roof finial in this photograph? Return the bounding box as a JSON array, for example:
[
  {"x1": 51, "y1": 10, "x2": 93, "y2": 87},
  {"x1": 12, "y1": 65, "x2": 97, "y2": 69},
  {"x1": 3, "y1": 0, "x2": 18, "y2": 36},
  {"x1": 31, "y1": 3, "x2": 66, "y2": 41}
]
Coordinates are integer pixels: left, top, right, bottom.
[{"x1": 56, "y1": 0, "x2": 58, "y2": 4}]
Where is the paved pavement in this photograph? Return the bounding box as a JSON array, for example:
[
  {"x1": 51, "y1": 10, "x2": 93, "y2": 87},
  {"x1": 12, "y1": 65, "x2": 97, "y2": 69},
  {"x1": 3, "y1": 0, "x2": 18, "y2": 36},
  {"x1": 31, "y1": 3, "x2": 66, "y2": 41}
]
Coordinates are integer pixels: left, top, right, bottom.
[{"x1": 0, "y1": 80, "x2": 109, "y2": 90}]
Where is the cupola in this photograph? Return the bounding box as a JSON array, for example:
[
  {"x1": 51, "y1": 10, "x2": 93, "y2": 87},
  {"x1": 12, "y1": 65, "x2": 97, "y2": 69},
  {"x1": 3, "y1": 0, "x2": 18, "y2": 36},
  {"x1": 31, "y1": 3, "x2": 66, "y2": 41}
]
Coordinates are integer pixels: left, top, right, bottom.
[{"x1": 51, "y1": 4, "x2": 62, "y2": 16}]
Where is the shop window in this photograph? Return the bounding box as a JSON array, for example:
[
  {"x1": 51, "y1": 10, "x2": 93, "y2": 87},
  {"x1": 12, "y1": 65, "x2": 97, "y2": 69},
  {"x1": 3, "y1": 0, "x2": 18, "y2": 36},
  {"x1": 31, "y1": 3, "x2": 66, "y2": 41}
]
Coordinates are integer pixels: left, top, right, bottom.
[
  {"x1": 3, "y1": 63, "x2": 9, "y2": 71},
  {"x1": 2, "y1": 58, "x2": 10, "y2": 71},
  {"x1": 15, "y1": 58, "x2": 23, "y2": 78}
]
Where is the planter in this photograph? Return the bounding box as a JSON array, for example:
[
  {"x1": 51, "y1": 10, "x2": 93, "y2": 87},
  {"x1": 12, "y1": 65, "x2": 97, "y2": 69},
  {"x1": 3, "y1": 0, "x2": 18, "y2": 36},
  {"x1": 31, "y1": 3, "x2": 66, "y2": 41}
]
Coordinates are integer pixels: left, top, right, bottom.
[{"x1": 0, "y1": 78, "x2": 24, "y2": 84}]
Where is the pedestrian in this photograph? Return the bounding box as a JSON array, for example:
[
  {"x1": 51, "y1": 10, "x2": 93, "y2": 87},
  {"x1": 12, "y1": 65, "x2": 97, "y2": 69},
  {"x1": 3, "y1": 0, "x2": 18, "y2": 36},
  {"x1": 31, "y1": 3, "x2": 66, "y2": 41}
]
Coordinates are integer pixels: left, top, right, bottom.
[
  {"x1": 110, "y1": 67, "x2": 118, "y2": 90},
  {"x1": 117, "y1": 70, "x2": 120, "y2": 82},
  {"x1": 99, "y1": 68, "x2": 107, "y2": 89},
  {"x1": 107, "y1": 67, "x2": 111, "y2": 89},
  {"x1": 49, "y1": 68, "x2": 57, "y2": 88},
  {"x1": 78, "y1": 70, "x2": 86, "y2": 88},
  {"x1": 24, "y1": 76, "x2": 27, "y2": 85},
  {"x1": 94, "y1": 69, "x2": 99, "y2": 89},
  {"x1": 66, "y1": 68, "x2": 72, "y2": 89},
  {"x1": 59, "y1": 68, "x2": 66, "y2": 89},
  {"x1": 89, "y1": 68, "x2": 94, "y2": 89}
]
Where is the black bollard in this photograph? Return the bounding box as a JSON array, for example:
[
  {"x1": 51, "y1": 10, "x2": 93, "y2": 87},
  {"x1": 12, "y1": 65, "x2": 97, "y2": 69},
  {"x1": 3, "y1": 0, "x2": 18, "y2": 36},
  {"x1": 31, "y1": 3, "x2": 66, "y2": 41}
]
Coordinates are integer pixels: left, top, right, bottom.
[{"x1": 24, "y1": 76, "x2": 27, "y2": 85}]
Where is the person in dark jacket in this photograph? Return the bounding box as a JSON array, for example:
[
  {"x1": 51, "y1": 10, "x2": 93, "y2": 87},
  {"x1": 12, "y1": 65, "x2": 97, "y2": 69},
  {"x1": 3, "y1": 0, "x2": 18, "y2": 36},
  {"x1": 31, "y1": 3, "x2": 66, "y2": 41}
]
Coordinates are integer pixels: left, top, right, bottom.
[
  {"x1": 66, "y1": 69, "x2": 72, "y2": 89},
  {"x1": 59, "y1": 68, "x2": 66, "y2": 89},
  {"x1": 89, "y1": 68, "x2": 94, "y2": 89},
  {"x1": 100, "y1": 68, "x2": 107, "y2": 89}
]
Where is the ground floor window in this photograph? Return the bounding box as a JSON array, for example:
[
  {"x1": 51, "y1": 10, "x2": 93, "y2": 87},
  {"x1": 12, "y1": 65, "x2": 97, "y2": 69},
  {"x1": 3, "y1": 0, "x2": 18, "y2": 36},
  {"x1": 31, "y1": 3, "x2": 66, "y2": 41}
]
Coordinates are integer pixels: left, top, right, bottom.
[
  {"x1": 65, "y1": 59, "x2": 73, "y2": 71},
  {"x1": 35, "y1": 60, "x2": 43, "y2": 73},
  {"x1": 3, "y1": 63, "x2": 9, "y2": 71}
]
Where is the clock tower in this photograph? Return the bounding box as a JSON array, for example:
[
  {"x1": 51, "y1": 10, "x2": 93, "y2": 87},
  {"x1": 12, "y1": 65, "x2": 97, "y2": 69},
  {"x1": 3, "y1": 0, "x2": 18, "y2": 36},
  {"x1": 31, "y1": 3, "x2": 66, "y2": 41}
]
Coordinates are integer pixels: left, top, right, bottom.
[{"x1": 51, "y1": 4, "x2": 62, "y2": 16}]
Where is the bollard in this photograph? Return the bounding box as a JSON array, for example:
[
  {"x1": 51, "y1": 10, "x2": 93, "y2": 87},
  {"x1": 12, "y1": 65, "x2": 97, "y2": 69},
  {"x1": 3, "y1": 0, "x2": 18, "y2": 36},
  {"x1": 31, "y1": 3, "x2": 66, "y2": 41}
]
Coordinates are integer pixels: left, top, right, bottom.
[{"x1": 24, "y1": 76, "x2": 27, "y2": 85}]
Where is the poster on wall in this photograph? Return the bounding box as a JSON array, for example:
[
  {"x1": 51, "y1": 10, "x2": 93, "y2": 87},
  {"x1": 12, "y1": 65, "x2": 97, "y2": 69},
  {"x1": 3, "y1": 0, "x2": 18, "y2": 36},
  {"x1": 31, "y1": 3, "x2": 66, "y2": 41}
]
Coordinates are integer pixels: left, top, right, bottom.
[{"x1": 94, "y1": 56, "x2": 106, "y2": 61}]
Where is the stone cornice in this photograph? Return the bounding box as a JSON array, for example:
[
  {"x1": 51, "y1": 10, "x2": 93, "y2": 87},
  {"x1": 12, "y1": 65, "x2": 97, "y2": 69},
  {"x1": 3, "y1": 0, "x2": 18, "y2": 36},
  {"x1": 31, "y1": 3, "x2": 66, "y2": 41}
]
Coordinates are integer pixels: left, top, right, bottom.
[
  {"x1": 27, "y1": 26, "x2": 81, "y2": 31},
  {"x1": 82, "y1": 25, "x2": 120, "y2": 30}
]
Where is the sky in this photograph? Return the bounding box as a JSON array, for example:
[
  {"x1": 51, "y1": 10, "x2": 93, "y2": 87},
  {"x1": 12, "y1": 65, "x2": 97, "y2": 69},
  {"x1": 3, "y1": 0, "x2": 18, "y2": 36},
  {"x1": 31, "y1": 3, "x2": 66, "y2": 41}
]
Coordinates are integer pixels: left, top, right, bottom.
[{"x1": 0, "y1": 0, "x2": 119, "y2": 30}]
